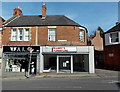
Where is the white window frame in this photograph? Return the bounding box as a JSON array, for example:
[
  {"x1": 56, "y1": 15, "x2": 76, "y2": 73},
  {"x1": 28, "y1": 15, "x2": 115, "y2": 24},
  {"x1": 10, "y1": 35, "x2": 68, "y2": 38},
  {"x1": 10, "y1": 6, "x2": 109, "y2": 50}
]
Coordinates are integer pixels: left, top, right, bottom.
[
  {"x1": 24, "y1": 28, "x2": 30, "y2": 41},
  {"x1": 11, "y1": 28, "x2": 30, "y2": 41},
  {"x1": 79, "y1": 29, "x2": 85, "y2": 42},
  {"x1": 18, "y1": 28, "x2": 23, "y2": 41},
  {"x1": 11, "y1": 28, "x2": 17, "y2": 41},
  {"x1": 48, "y1": 28, "x2": 56, "y2": 41},
  {"x1": 110, "y1": 32, "x2": 119, "y2": 44}
]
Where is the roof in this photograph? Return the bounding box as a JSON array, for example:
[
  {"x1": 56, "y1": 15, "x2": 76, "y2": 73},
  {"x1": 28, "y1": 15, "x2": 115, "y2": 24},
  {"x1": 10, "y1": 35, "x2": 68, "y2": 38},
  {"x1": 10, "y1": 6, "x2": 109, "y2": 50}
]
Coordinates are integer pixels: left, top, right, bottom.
[
  {"x1": 4, "y1": 15, "x2": 81, "y2": 27},
  {"x1": 0, "y1": 17, "x2": 5, "y2": 28},
  {"x1": 104, "y1": 23, "x2": 120, "y2": 34}
]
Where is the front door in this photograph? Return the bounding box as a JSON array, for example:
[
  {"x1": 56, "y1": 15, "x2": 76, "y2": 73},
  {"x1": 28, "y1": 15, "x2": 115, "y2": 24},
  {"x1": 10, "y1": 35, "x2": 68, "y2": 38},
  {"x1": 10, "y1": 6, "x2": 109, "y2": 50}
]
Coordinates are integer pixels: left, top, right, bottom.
[{"x1": 59, "y1": 56, "x2": 71, "y2": 73}]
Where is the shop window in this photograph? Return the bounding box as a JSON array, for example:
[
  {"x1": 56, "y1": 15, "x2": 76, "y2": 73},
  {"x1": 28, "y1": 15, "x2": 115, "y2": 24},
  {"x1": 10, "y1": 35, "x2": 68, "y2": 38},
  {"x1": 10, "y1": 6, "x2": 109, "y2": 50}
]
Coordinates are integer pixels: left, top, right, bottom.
[
  {"x1": 110, "y1": 32, "x2": 119, "y2": 43},
  {"x1": 48, "y1": 28, "x2": 56, "y2": 41},
  {"x1": 11, "y1": 28, "x2": 30, "y2": 41},
  {"x1": 79, "y1": 29, "x2": 84, "y2": 42}
]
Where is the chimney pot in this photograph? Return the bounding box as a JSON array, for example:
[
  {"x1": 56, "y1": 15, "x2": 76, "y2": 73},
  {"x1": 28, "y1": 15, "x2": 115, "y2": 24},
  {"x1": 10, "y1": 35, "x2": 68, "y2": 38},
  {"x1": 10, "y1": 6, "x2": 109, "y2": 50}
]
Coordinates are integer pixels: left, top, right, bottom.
[
  {"x1": 42, "y1": 4, "x2": 47, "y2": 19},
  {"x1": 116, "y1": 22, "x2": 119, "y2": 25},
  {"x1": 13, "y1": 6, "x2": 23, "y2": 16}
]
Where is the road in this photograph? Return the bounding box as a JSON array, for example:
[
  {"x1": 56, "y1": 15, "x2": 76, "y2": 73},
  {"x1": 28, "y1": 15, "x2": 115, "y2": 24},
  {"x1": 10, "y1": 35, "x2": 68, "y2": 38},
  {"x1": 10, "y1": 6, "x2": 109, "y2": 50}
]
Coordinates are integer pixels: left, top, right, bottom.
[{"x1": 2, "y1": 75, "x2": 119, "y2": 90}]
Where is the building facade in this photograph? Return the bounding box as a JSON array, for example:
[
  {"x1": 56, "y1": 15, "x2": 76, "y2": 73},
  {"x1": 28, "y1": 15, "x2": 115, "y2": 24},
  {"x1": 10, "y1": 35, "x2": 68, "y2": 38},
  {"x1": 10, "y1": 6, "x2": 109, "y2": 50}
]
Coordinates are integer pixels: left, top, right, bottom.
[
  {"x1": 0, "y1": 17, "x2": 5, "y2": 69},
  {"x1": 2, "y1": 5, "x2": 94, "y2": 74},
  {"x1": 104, "y1": 22, "x2": 120, "y2": 70},
  {"x1": 90, "y1": 30, "x2": 104, "y2": 68}
]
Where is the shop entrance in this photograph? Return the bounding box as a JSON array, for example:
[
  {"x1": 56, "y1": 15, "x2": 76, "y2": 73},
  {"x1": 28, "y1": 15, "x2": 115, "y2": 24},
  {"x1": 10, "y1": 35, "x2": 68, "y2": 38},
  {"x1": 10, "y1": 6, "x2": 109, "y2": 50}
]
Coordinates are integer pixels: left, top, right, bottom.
[
  {"x1": 43, "y1": 54, "x2": 89, "y2": 73},
  {"x1": 59, "y1": 56, "x2": 71, "y2": 73}
]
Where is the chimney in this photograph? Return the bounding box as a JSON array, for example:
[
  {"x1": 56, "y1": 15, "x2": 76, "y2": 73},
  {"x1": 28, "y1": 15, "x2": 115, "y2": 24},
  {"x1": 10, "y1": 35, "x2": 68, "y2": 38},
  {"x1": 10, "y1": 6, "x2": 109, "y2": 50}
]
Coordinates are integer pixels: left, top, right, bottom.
[
  {"x1": 13, "y1": 6, "x2": 23, "y2": 16},
  {"x1": 42, "y1": 4, "x2": 47, "y2": 19},
  {"x1": 116, "y1": 22, "x2": 119, "y2": 25},
  {"x1": 95, "y1": 30, "x2": 101, "y2": 37}
]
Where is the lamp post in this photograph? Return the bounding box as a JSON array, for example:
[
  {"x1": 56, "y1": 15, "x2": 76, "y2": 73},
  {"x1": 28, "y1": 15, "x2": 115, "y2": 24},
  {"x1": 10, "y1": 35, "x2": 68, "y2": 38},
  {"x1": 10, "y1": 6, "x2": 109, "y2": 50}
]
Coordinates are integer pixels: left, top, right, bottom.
[{"x1": 26, "y1": 47, "x2": 34, "y2": 78}]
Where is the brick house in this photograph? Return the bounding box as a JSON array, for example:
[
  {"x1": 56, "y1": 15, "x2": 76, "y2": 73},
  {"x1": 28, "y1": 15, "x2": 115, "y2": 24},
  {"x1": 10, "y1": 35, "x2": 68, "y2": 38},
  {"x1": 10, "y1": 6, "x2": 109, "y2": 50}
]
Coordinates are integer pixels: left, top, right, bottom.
[
  {"x1": 0, "y1": 17, "x2": 5, "y2": 69},
  {"x1": 2, "y1": 4, "x2": 94, "y2": 74},
  {"x1": 104, "y1": 22, "x2": 120, "y2": 70}
]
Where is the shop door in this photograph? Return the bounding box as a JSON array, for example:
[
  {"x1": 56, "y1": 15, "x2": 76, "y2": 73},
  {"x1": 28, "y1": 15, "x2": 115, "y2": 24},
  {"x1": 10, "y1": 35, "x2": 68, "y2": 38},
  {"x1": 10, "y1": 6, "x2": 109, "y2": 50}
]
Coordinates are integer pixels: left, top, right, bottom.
[{"x1": 59, "y1": 56, "x2": 71, "y2": 73}]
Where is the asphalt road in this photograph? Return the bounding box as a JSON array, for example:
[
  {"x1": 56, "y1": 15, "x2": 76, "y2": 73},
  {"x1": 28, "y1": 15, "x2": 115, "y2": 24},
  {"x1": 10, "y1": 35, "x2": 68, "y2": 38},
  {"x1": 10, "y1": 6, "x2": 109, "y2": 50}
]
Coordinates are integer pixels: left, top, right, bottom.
[{"x1": 2, "y1": 75, "x2": 119, "y2": 90}]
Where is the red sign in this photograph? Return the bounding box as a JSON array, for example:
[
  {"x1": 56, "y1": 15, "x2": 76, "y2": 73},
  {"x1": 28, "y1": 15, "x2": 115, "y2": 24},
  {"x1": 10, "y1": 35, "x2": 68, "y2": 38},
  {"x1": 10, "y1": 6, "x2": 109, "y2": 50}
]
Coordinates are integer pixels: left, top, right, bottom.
[{"x1": 53, "y1": 47, "x2": 76, "y2": 52}]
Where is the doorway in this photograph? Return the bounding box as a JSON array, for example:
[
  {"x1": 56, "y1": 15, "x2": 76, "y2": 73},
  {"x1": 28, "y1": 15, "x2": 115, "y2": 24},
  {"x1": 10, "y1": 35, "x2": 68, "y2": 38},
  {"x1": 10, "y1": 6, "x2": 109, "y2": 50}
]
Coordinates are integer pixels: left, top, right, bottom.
[{"x1": 58, "y1": 55, "x2": 72, "y2": 73}]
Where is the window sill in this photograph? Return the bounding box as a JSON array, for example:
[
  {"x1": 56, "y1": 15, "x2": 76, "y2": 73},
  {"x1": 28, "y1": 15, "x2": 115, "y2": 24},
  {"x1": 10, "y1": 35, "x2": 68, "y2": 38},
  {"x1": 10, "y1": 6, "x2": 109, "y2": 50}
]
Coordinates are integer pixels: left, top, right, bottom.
[
  {"x1": 10, "y1": 41, "x2": 29, "y2": 42},
  {"x1": 110, "y1": 42, "x2": 120, "y2": 44}
]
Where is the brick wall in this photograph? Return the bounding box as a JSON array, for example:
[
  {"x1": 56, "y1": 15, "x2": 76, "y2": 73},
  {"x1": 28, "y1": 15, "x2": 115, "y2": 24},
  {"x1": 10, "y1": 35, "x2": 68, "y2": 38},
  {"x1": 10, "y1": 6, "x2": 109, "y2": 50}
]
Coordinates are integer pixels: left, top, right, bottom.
[
  {"x1": 2, "y1": 27, "x2": 36, "y2": 46},
  {"x1": 104, "y1": 44, "x2": 120, "y2": 70},
  {"x1": 38, "y1": 26, "x2": 87, "y2": 46},
  {"x1": 3, "y1": 26, "x2": 87, "y2": 46}
]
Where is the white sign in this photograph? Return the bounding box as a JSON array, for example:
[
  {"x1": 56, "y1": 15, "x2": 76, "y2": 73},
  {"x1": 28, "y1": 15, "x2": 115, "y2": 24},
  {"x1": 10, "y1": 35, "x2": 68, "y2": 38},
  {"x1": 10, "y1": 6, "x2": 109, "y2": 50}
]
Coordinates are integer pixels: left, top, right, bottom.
[
  {"x1": 53, "y1": 47, "x2": 76, "y2": 52},
  {"x1": 66, "y1": 61, "x2": 69, "y2": 63},
  {"x1": 109, "y1": 53, "x2": 114, "y2": 57}
]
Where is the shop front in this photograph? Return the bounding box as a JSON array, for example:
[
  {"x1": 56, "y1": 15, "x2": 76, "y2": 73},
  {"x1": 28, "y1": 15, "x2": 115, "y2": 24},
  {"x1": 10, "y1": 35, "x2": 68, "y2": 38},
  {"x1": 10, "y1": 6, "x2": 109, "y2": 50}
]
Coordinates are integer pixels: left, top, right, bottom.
[
  {"x1": 2, "y1": 46, "x2": 40, "y2": 74},
  {"x1": 40, "y1": 46, "x2": 94, "y2": 73}
]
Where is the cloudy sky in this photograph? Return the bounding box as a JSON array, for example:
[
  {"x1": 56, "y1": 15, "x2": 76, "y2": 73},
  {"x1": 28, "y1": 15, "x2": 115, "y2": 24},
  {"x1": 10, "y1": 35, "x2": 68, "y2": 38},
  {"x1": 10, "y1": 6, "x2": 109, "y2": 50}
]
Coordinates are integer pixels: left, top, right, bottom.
[{"x1": 1, "y1": 1, "x2": 119, "y2": 35}]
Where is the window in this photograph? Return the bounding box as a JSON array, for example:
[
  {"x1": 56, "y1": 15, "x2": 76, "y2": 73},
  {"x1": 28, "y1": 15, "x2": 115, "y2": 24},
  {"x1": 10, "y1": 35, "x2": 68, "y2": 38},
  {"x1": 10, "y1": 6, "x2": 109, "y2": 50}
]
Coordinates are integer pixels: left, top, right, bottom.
[
  {"x1": 48, "y1": 28, "x2": 56, "y2": 41},
  {"x1": 11, "y1": 29, "x2": 17, "y2": 41},
  {"x1": 110, "y1": 32, "x2": 119, "y2": 43},
  {"x1": 11, "y1": 28, "x2": 30, "y2": 41},
  {"x1": 24, "y1": 28, "x2": 30, "y2": 41},
  {"x1": 18, "y1": 28, "x2": 23, "y2": 41},
  {"x1": 79, "y1": 29, "x2": 84, "y2": 42}
]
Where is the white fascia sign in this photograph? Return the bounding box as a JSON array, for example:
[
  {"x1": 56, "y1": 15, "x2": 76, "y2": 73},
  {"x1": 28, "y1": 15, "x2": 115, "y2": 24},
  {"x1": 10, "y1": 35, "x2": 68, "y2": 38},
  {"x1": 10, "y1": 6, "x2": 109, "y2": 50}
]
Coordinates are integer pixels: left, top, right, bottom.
[{"x1": 53, "y1": 47, "x2": 77, "y2": 52}]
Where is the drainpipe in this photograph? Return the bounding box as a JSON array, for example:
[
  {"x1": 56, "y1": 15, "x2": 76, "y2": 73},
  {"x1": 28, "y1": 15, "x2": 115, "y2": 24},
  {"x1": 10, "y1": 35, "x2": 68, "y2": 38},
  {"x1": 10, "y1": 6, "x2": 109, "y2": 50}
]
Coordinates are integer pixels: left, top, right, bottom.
[{"x1": 36, "y1": 26, "x2": 38, "y2": 45}]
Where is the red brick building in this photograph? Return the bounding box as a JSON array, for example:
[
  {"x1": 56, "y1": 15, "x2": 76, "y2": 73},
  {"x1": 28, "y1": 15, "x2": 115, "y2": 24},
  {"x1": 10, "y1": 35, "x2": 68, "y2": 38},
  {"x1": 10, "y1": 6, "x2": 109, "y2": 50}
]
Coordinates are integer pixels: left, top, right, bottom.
[
  {"x1": 2, "y1": 4, "x2": 94, "y2": 74},
  {"x1": 0, "y1": 17, "x2": 5, "y2": 69},
  {"x1": 2, "y1": 6, "x2": 87, "y2": 46},
  {"x1": 104, "y1": 22, "x2": 120, "y2": 70}
]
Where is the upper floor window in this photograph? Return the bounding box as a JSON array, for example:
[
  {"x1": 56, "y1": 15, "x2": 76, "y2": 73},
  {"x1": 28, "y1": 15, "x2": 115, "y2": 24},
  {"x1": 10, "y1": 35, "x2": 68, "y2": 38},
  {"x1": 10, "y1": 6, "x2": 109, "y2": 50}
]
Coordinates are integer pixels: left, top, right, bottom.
[
  {"x1": 24, "y1": 28, "x2": 30, "y2": 41},
  {"x1": 48, "y1": 28, "x2": 56, "y2": 41},
  {"x1": 79, "y1": 29, "x2": 84, "y2": 42},
  {"x1": 11, "y1": 29, "x2": 17, "y2": 41},
  {"x1": 18, "y1": 28, "x2": 23, "y2": 41},
  {"x1": 11, "y1": 28, "x2": 30, "y2": 41},
  {"x1": 110, "y1": 32, "x2": 119, "y2": 43}
]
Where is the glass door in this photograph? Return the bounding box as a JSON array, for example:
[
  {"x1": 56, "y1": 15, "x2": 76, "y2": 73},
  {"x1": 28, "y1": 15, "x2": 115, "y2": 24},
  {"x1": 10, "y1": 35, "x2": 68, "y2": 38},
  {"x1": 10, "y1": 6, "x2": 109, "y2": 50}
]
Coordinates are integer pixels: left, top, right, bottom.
[{"x1": 59, "y1": 56, "x2": 71, "y2": 73}]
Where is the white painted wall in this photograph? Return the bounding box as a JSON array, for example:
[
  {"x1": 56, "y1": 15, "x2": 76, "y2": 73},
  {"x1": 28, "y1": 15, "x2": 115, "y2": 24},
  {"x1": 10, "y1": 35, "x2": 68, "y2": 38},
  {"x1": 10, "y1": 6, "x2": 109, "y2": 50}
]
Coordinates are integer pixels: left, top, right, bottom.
[
  {"x1": 89, "y1": 46, "x2": 95, "y2": 73},
  {"x1": 40, "y1": 46, "x2": 44, "y2": 73}
]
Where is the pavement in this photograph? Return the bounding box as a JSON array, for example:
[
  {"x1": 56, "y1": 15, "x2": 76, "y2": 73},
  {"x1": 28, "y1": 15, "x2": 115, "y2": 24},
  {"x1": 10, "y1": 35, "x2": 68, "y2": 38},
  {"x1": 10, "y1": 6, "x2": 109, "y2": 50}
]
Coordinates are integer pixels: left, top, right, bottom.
[
  {"x1": 95, "y1": 69, "x2": 119, "y2": 78},
  {"x1": 1, "y1": 69, "x2": 119, "y2": 80}
]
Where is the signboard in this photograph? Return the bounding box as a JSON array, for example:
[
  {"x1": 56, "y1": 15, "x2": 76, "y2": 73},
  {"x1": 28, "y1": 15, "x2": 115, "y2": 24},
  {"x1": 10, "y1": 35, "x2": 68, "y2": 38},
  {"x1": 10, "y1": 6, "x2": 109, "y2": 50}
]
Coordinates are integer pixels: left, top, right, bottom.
[
  {"x1": 53, "y1": 47, "x2": 76, "y2": 52},
  {"x1": 3, "y1": 46, "x2": 40, "y2": 53},
  {"x1": 109, "y1": 53, "x2": 114, "y2": 57}
]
